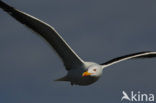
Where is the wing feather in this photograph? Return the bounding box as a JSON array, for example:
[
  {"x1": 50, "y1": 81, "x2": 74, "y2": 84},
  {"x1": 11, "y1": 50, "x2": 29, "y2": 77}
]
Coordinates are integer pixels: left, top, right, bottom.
[
  {"x1": 101, "y1": 51, "x2": 156, "y2": 67},
  {"x1": 0, "y1": 1, "x2": 84, "y2": 70}
]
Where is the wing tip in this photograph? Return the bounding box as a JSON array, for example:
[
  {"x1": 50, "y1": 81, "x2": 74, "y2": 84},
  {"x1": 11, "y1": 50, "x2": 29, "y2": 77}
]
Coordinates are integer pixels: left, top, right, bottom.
[{"x1": 0, "y1": 0, "x2": 14, "y2": 13}]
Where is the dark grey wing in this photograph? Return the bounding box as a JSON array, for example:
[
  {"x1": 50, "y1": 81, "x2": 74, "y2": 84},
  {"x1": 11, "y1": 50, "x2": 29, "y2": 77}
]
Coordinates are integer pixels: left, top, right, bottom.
[
  {"x1": 0, "y1": 1, "x2": 84, "y2": 70},
  {"x1": 101, "y1": 51, "x2": 156, "y2": 67}
]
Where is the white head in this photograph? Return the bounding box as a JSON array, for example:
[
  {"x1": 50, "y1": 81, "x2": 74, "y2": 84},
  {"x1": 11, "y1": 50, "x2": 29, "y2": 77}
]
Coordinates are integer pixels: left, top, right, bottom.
[{"x1": 82, "y1": 63, "x2": 103, "y2": 77}]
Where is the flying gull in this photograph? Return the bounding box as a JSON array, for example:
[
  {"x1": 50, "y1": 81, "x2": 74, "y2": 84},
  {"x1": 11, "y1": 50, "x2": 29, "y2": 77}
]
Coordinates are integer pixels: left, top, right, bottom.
[{"x1": 0, "y1": 1, "x2": 156, "y2": 86}]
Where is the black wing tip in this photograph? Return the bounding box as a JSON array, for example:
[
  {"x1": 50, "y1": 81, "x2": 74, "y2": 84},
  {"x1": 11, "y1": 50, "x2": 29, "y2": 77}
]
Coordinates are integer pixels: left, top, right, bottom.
[
  {"x1": 0, "y1": 1, "x2": 14, "y2": 13},
  {"x1": 135, "y1": 51, "x2": 156, "y2": 58}
]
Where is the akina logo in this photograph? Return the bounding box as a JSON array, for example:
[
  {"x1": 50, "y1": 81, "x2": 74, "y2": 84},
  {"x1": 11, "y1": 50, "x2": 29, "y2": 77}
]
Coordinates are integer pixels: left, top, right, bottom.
[{"x1": 121, "y1": 91, "x2": 155, "y2": 102}]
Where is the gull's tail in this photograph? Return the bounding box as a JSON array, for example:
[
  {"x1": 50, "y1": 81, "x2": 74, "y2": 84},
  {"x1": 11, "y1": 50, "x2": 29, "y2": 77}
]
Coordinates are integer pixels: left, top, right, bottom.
[{"x1": 54, "y1": 76, "x2": 68, "y2": 81}]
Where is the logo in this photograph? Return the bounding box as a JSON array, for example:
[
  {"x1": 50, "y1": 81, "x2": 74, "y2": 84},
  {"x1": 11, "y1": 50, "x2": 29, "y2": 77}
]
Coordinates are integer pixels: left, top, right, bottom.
[{"x1": 121, "y1": 91, "x2": 155, "y2": 102}]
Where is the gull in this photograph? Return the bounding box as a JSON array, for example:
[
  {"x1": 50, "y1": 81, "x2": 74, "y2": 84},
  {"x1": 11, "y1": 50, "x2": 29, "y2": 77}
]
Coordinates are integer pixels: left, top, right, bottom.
[{"x1": 0, "y1": 1, "x2": 156, "y2": 86}]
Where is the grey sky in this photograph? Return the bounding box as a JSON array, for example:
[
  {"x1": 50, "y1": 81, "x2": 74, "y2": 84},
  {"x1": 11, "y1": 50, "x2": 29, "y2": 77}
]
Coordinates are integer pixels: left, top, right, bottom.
[{"x1": 0, "y1": 0, "x2": 156, "y2": 103}]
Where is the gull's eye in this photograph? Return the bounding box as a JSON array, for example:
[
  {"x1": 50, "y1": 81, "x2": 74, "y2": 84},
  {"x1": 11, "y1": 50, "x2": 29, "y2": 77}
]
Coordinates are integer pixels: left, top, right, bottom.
[{"x1": 93, "y1": 69, "x2": 96, "y2": 71}]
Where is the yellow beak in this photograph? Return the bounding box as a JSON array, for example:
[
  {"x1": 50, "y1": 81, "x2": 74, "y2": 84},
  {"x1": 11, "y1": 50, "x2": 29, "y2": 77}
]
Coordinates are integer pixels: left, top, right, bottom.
[{"x1": 82, "y1": 71, "x2": 92, "y2": 77}]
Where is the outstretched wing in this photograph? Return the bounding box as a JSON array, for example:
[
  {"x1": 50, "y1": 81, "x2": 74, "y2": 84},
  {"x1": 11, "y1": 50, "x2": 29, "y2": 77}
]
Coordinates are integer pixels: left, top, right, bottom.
[
  {"x1": 0, "y1": 1, "x2": 84, "y2": 70},
  {"x1": 101, "y1": 51, "x2": 156, "y2": 67}
]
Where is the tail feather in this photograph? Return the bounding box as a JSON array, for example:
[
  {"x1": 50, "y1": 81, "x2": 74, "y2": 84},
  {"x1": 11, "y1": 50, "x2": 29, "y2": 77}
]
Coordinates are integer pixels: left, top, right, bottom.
[{"x1": 54, "y1": 76, "x2": 68, "y2": 81}]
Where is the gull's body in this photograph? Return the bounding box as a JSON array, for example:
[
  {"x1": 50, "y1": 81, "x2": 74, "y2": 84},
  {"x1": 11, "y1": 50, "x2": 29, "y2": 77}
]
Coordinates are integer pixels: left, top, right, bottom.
[{"x1": 0, "y1": 1, "x2": 156, "y2": 86}]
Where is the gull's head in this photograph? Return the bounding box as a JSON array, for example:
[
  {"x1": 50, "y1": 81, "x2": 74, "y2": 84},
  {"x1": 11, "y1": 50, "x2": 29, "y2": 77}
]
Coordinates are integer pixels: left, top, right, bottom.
[{"x1": 82, "y1": 64, "x2": 103, "y2": 77}]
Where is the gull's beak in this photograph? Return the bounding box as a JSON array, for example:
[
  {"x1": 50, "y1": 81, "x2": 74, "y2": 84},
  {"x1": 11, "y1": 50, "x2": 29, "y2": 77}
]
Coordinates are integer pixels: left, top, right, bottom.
[{"x1": 82, "y1": 71, "x2": 92, "y2": 77}]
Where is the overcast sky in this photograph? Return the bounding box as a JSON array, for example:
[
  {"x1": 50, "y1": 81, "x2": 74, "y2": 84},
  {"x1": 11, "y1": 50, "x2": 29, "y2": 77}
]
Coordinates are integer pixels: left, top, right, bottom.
[{"x1": 0, "y1": 0, "x2": 156, "y2": 103}]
